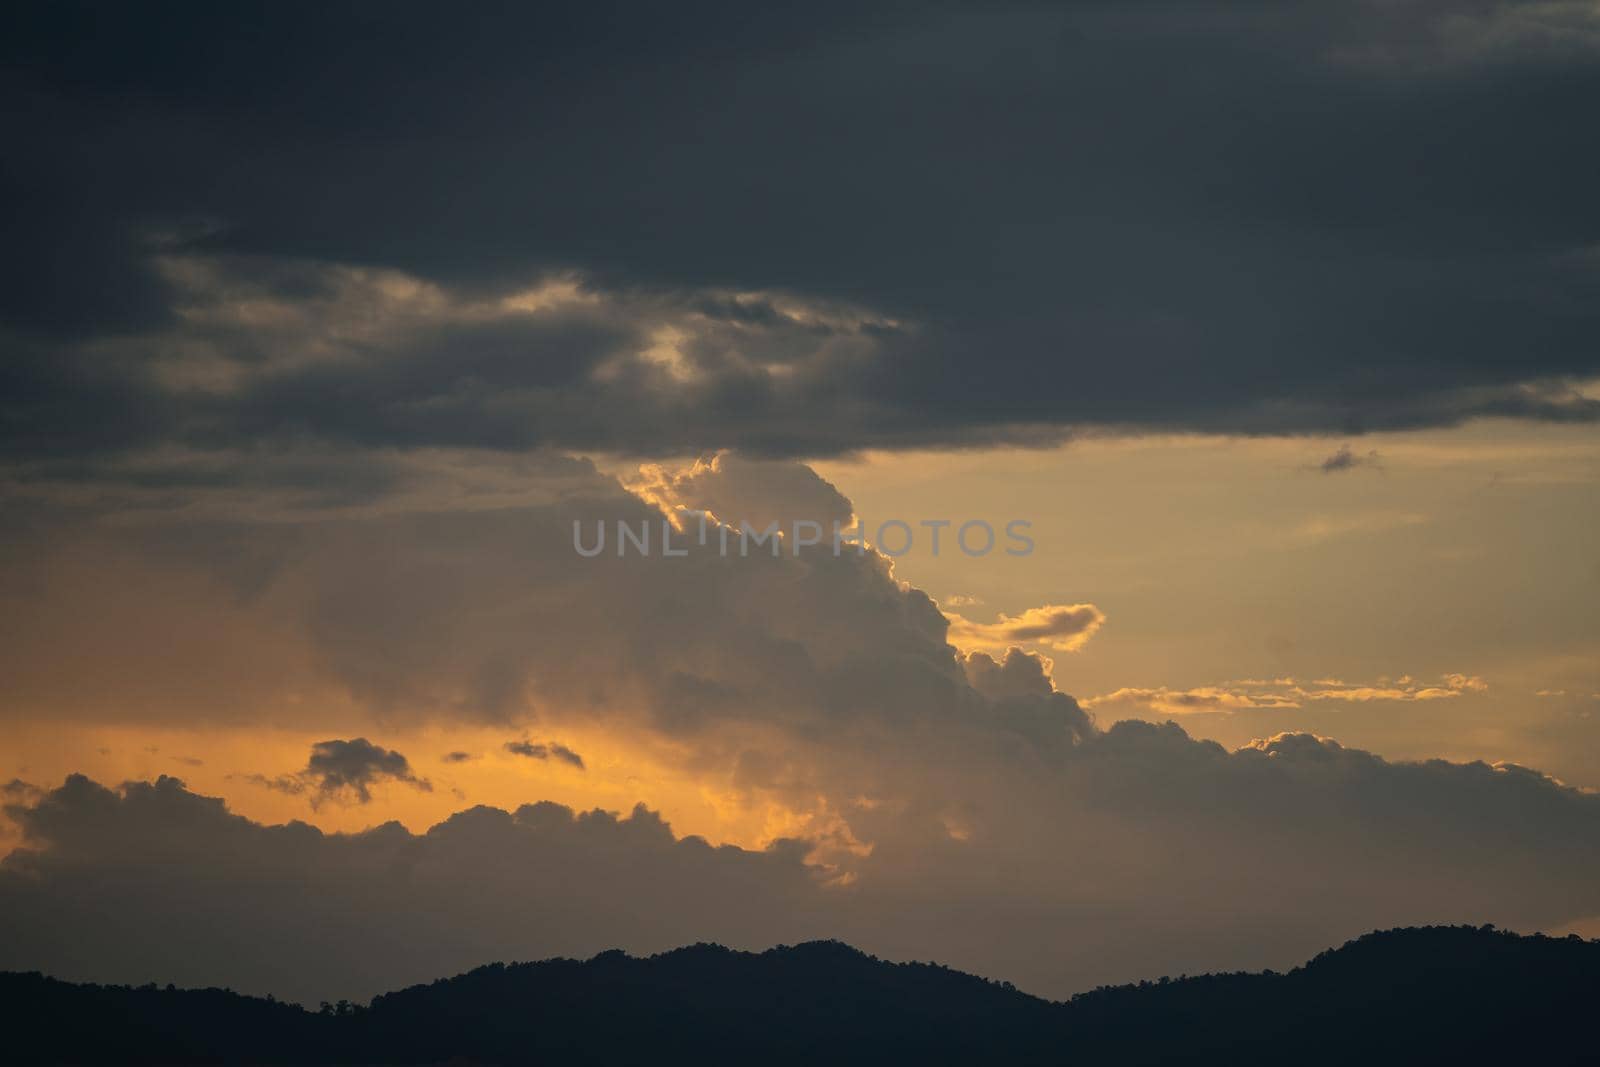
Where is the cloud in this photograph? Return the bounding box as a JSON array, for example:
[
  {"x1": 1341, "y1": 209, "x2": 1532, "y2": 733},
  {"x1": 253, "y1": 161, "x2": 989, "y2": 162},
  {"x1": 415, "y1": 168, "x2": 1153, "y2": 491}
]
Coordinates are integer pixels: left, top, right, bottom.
[
  {"x1": 961, "y1": 649, "x2": 1055, "y2": 702},
  {"x1": 0, "y1": 0, "x2": 1596, "y2": 1008},
  {"x1": 0, "y1": 775, "x2": 819, "y2": 1006},
  {"x1": 946, "y1": 604, "x2": 1107, "y2": 653},
  {"x1": 1085, "y1": 673, "x2": 1490, "y2": 715},
  {"x1": 1291, "y1": 511, "x2": 1429, "y2": 543},
  {"x1": 1, "y1": 780, "x2": 42, "y2": 805},
  {"x1": 1319, "y1": 445, "x2": 1383, "y2": 474},
  {"x1": 3, "y1": 4, "x2": 1598, "y2": 471},
  {"x1": 505, "y1": 741, "x2": 586, "y2": 770},
  {"x1": 0, "y1": 453, "x2": 969, "y2": 735},
  {"x1": 6, "y1": 723, "x2": 1600, "y2": 1006},
  {"x1": 441, "y1": 751, "x2": 477, "y2": 763},
  {"x1": 243, "y1": 739, "x2": 431, "y2": 808},
  {"x1": 1330, "y1": 0, "x2": 1600, "y2": 72},
  {"x1": 1305, "y1": 674, "x2": 1488, "y2": 702},
  {"x1": 1084, "y1": 686, "x2": 1301, "y2": 717},
  {"x1": 0, "y1": 444, "x2": 1587, "y2": 1005},
  {"x1": 1441, "y1": 673, "x2": 1490, "y2": 693},
  {"x1": 631, "y1": 452, "x2": 855, "y2": 538}
]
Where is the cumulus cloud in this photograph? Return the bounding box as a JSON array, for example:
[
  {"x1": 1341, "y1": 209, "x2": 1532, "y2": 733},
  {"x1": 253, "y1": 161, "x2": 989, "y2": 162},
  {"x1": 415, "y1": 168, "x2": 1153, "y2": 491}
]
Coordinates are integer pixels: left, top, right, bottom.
[
  {"x1": 0, "y1": 448, "x2": 1582, "y2": 1005},
  {"x1": 243, "y1": 739, "x2": 431, "y2": 808},
  {"x1": 630, "y1": 452, "x2": 855, "y2": 538},
  {"x1": 0, "y1": 439, "x2": 1583, "y2": 999},
  {"x1": 946, "y1": 604, "x2": 1107, "y2": 653},
  {"x1": 961, "y1": 650, "x2": 1056, "y2": 702},
  {"x1": 5, "y1": 721, "x2": 1600, "y2": 1006},
  {"x1": 0, "y1": 453, "x2": 964, "y2": 738},
  {"x1": 505, "y1": 740, "x2": 586, "y2": 770},
  {"x1": 0, "y1": 775, "x2": 819, "y2": 1006}
]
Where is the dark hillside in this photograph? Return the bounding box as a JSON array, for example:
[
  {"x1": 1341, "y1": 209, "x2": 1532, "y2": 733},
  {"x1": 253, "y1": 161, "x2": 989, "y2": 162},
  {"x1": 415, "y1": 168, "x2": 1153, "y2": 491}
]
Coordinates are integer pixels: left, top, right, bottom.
[{"x1": 3, "y1": 926, "x2": 1595, "y2": 1065}]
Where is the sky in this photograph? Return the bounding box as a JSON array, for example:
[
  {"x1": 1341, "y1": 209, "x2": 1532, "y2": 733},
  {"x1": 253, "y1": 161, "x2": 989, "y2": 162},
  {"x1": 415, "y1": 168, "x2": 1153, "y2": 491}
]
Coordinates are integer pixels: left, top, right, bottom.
[{"x1": 2, "y1": 0, "x2": 1600, "y2": 1006}]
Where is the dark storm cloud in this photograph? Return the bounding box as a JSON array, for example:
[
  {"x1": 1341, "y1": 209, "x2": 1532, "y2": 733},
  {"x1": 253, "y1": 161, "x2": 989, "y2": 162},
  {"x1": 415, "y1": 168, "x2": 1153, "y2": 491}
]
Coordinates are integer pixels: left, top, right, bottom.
[
  {"x1": 2, "y1": 1, "x2": 1598, "y2": 466},
  {"x1": 203, "y1": 309, "x2": 643, "y2": 454}
]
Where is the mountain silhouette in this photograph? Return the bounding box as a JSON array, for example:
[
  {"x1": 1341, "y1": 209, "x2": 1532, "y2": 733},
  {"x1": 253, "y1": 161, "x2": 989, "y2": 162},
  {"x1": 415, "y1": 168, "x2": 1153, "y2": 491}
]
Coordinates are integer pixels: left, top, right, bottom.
[{"x1": 3, "y1": 925, "x2": 1595, "y2": 1064}]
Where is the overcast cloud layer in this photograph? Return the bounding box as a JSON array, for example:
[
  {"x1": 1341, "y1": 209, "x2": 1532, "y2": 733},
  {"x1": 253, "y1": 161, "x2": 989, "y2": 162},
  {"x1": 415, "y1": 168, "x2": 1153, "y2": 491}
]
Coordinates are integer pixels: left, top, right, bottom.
[{"x1": 4, "y1": 0, "x2": 1600, "y2": 472}]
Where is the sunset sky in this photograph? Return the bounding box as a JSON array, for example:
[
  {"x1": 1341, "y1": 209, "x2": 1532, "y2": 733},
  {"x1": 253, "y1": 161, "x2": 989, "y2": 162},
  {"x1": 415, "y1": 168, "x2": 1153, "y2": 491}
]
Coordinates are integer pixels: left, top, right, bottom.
[{"x1": 3, "y1": 1, "x2": 1599, "y2": 1006}]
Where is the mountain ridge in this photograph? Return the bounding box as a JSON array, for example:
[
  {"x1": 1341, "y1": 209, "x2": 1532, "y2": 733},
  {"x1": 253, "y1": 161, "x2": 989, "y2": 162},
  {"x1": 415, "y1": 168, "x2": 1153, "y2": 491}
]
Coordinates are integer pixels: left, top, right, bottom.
[{"x1": 4, "y1": 925, "x2": 1595, "y2": 1064}]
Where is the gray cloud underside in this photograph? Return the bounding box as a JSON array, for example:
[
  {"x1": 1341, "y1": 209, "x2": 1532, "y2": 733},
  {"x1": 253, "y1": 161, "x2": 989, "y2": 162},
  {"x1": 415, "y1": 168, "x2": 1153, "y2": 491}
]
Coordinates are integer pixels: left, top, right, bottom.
[{"x1": 4, "y1": 1, "x2": 1599, "y2": 469}]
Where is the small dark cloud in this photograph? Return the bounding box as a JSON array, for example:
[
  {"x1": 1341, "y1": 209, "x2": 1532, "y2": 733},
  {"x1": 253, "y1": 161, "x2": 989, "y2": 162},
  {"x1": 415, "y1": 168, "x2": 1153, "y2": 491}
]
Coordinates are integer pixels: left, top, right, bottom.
[
  {"x1": 241, "y1": 739, "x2": 431, "y2": 808},
  {"x1": 441, "y1": 751, "x2": 477, "y2": 764},
  {"x1": 505, "y1": 740, "x2": 586, "y2": 770},
  {"x1": 2, "y1": 778, "x2": 42, "y2": 803},
  {"x1": 1319, "y1": 445, "x2": 1382, "y2": 474},
  {"x1": 170, "y1": 756, "x2": 204, "y2": 767}
]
